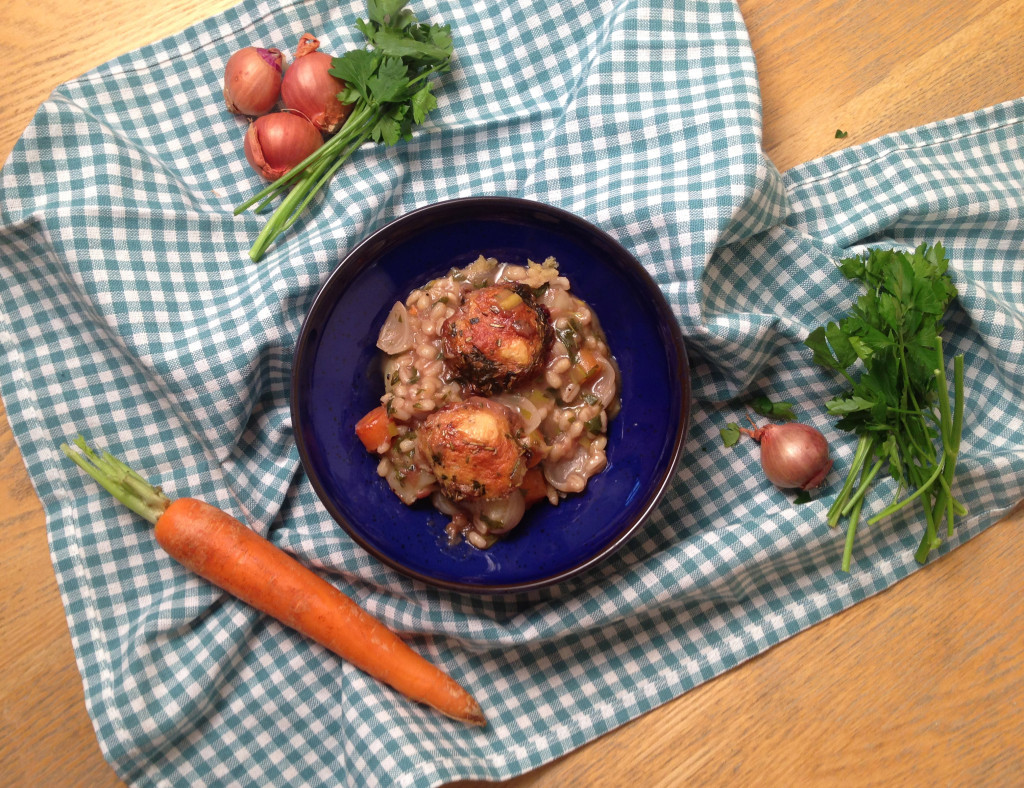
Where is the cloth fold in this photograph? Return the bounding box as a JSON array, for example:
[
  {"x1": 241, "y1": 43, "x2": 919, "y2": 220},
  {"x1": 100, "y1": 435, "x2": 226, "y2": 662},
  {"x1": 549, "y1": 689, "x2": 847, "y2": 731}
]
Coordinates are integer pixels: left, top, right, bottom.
[{"x1": 2, "y1": 0, "x2": 1022, "y2": 786}]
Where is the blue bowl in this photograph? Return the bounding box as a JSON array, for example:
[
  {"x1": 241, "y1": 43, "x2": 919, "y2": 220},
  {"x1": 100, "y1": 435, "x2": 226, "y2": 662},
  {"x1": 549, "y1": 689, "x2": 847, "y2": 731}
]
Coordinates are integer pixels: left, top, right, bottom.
[{"x1": 291, "y1": 197, "x2": 690, "y2": 594}]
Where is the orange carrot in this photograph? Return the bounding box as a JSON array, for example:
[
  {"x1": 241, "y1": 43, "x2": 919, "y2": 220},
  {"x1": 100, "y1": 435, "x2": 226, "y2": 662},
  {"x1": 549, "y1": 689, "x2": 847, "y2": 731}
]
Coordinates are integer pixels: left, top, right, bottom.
[
  {"x1": 355, "y1": 405, "x2": 394, "y2": 452},
  {"x1": 572, "y1": 347, "x2": 601, "y2": 383},
  {"x1": 60, "y1": 436, "x2": 486, "y2": 727},
  {"x1": 520, "y1": 466, "x2": 548, "y2": 506}
]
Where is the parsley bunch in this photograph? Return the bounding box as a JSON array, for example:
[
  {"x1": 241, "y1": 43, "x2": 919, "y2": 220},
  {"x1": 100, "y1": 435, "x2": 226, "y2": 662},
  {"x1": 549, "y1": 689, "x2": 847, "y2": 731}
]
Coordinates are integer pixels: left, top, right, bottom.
[
  {"x1": 805, "y1": 243, "x2": 966, "y2": 571},
  {"x1": 235, "y1": 0, "x2": 454, "y2": 261}
]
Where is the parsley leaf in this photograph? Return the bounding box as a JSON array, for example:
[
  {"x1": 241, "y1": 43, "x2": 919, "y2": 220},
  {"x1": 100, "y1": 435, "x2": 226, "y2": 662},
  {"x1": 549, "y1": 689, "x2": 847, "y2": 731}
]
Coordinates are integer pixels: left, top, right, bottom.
[
  {"x1": 410, "y1": 84, "x2": 438, "y2": 124},
  {"x1": 330, "y1": 50, "x2": 376, "y2": 103},
  {"x1": 371, "y1": 26, "x2": 453, "y2": 61},
  {"x1": 750, "y1": 395, "x2": 796, "y2": 421},
  {"x1": 368, "y1": 0, "x2": 412, "y2": 26},
  {"x1": 367, "y1": 57, "x2": 410, "y2": 103},
  {"x1": 720, "y1": 423, "x2": 741, "y2": 448}
]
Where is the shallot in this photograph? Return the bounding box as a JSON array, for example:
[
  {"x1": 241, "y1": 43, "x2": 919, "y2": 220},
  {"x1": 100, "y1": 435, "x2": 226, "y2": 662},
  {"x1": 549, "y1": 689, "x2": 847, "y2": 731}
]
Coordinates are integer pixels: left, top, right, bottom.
[
  {"x1": 376, "y1": 302, "x2": 413, "y2": 354},
  {"x1": 281, "y1": 33, "x2": 353, "y2": 134},
  {"x1": 224, "y1": 47, "x2": 284, "y2": 117},
  {"x1": 244, "y1": 112, "x2": 323, "y2": 181},
  {"x1": 739, "y1": 421, "x2": 833, "y2": 490}
]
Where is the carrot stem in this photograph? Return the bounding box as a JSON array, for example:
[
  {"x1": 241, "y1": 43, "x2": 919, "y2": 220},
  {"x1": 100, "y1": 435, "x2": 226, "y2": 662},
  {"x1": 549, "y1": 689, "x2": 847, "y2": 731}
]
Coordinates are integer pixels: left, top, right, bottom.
[
  {"x1": 61, "y1": 436, "x2": 170, "y2": 524},
  {"x1": 61, "y1": 436, "x2": 486, "y2": 726}
]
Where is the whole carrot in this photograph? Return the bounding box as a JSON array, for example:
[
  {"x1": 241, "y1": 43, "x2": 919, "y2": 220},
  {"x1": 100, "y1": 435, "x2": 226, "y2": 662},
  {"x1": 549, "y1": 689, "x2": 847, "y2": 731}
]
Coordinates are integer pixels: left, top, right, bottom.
[{"x1": 61, "y1": 435, "x2": 485, "y2": 727}]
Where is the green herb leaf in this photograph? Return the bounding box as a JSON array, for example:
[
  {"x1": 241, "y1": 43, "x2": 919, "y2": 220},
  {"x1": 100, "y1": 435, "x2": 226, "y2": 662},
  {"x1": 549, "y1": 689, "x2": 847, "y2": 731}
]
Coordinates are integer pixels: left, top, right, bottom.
[
  {"x1": 825, "y1": 394, "x2": 876, "y2": 415},
  {"x1": 425, "y1": 23, "x2": 453, "y2": 54},
  {"x1": 838, "y1": 254, "x2": 865, "y2": 280},
  {"x1": 371, "y1": 26, "x2": 453, "y2": 61},
  {"x1": 805, "y1": 326, "x2": 844, "y2": 372},
  {"x1": 410, "y1": 83, "x2": 438, "y2": 124},
  {"x1": 368, "y1": 0, "x2": 411, "y2": 26},
  {"x1": 367, "y1": 57, "x2": 410, "y2": 103},
  {"x1": 750, "y1": 395, "x2": 796, "y2": 421},
  {"x1": 835, "y1": 129, "x2": 849, "y2": 138},
  {"x1": 555, "y1": 325, "x2": 580, "y2": 364},
  {"x1": 329, "y1": 50, "x2": 376, "y2": 102},
  {"x1": 720, "y1": 423, "x2": 741, "y2": 448},
  {"x1": 371, "y1": 103, "x2": 410, "y2": 145},
  {"x1": 825, "y1": 322, "x2": 858, "y2": 369}
]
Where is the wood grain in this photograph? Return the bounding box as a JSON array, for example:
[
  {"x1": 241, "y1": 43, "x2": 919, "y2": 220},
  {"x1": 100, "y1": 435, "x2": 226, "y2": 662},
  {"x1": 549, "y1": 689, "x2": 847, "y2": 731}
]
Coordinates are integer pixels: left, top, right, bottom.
[
  {"x1": 0, "y1": 5, "x2": 237, "y2": 786},
  {"x1": 747, "y1": 0, "x2": 1024, "y2": 171},
  {"x1": 1, "y1": 1, "x2": 1022, "y2": 786}
]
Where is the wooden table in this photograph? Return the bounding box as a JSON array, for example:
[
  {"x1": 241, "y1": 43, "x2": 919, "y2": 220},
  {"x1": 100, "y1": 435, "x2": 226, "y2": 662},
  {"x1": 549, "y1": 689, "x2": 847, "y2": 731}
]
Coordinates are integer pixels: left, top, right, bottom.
[{"x1": 2, "y1": 1, "x2": 1022, "y2": 785}]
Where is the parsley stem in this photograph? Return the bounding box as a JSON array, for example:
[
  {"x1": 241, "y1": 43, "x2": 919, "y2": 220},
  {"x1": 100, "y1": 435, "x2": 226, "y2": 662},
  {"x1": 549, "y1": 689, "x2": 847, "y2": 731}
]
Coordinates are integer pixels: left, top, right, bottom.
[
  {"x1": 840, "y1": 458, "x2": 884, "y2": 519},
  {"x1": 247, "y1": 155, "x2": 336, "y2": 262},
  {"x1": 280, "y1": 123, "x2": 376, "y2": 235},
  {"x1": 934, "y1": 338, "x2": 953, "y2": 451},
  {"x1": 827, "y1": 435, "x2": 873, "y2": 527},
  {"x1": 911, "y1": 460, "x2": 942, "y2": 564},
  {"x1": 841, "y1": 460, "x2": 873, "y2": 572},
  {"x1": 898, "y1": 393, "x2": 933, "y2": 461},
  {"x1": 930, "y1": 350, "x2": 965, "y2": 537},
  {"x1": 867, "y1": 455, "x2": 946, "y2": 526},
  {"x1": 841, "y1": 502, "x2": 862, "y2": 573},
  {"x1": 915, "y1": 521, "x2": 941, "y2": 564},
  {"x1": 931, "y1": 337, "x2": 955, "y2": 541},
  {"x1": 948, "y1": 354, "x2": 965, "y2": 532}
]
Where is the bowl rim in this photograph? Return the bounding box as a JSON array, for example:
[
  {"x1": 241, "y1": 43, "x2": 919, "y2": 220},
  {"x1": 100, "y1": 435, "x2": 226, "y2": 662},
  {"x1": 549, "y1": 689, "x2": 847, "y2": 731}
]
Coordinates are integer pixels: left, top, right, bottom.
[{"x1": 291, "y1": 196, "x2": 690, "y2": 594}]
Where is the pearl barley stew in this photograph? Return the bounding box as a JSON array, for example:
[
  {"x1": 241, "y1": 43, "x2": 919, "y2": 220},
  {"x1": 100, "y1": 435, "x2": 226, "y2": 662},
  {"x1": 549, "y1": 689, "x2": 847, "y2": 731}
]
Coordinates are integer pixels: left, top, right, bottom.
[{"x1": 355, "y1": 256, "x2": 621, "y2": 549}]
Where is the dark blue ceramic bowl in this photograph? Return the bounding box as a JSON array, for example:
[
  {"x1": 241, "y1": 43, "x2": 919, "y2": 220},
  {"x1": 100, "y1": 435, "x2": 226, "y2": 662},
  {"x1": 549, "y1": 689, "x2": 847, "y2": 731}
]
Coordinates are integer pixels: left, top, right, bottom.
[{"x1": 291, "y1": 197, "x2": 689, "y2": 594}]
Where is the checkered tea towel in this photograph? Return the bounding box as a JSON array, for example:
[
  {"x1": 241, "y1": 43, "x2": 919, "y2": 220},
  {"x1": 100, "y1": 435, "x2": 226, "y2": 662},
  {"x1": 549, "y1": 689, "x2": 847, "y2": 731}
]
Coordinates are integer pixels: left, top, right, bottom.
[{"x1": 1, "y1": 0, "x2": 1022, "y2": 785}]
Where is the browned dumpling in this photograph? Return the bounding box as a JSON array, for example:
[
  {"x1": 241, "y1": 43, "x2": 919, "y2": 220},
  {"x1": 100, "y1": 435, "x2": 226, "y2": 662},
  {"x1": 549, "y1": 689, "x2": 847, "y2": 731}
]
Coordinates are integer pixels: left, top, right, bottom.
[
  {"x1": 417, "y1": 398, "x2": 530, "y2": 501},
  {"x1": 440, "y1": 284, "x2": 552, "y2": 395}
]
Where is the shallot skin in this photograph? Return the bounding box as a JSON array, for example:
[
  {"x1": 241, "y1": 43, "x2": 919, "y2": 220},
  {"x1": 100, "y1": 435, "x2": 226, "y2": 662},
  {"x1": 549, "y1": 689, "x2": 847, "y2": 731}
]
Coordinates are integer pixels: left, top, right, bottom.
[
  {"x1": 281, "y1": 34, "x2": 353, "y2": 134},
  {"x1": 243, "y1": 112, "x2": 323, "y2": 181},
  {"x1": 224, "y1": 47, "x2": 284, "y2": 117},
  {"x1": 744, "y1": 422, "x2": 833, "y2": 490}
]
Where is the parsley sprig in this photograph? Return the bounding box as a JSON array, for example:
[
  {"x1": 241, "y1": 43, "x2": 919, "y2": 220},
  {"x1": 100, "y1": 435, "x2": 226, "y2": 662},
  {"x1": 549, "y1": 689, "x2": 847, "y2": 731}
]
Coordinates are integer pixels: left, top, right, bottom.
[
  {"x1": 805, "y1": 243, "x2": 966, "y2": 571},
  {"x1": 235, "y1": 0, "x2": 454, "y2": 261}
]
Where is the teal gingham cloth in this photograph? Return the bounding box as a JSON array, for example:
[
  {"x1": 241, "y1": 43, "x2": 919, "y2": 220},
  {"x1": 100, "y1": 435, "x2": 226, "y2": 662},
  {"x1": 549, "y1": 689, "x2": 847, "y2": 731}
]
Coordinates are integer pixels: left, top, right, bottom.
[{"x1": 2, "y1": 0, "x2": 1023, "y2": 785}]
